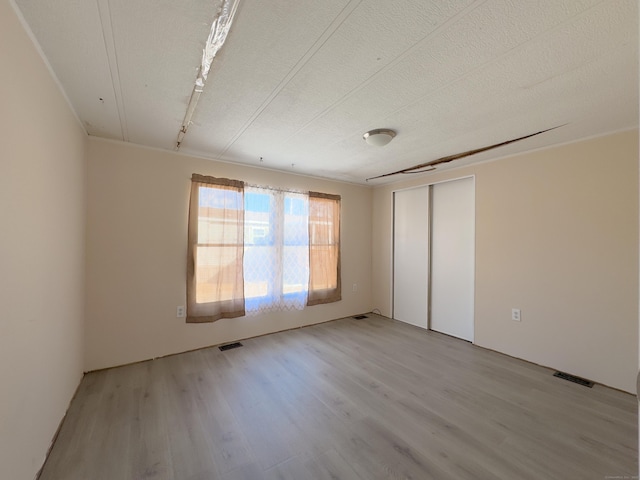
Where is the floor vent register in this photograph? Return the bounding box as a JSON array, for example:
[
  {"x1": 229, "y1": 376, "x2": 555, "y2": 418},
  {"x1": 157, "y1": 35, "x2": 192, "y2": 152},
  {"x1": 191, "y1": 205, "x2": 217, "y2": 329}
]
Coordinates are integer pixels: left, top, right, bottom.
[
  {"x1": 219, "y1": 342, "x2": 243, "y2": 352},
  {"x1": 553, "y1": 371, "x2": 594, "y2": 388}
]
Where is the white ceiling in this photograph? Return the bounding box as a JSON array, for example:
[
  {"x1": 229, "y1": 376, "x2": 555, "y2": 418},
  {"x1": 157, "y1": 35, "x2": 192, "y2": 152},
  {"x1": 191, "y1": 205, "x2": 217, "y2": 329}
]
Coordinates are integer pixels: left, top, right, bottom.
[{"x1": 14, "y1": 0, "x2": 639, "y2": 185}]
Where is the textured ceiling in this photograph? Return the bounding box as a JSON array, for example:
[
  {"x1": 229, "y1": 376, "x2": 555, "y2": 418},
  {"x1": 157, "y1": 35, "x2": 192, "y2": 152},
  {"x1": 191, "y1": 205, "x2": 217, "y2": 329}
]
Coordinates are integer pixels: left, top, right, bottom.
[{"x1": 14, "y1": 0, "x2": 639, "y2": 185}]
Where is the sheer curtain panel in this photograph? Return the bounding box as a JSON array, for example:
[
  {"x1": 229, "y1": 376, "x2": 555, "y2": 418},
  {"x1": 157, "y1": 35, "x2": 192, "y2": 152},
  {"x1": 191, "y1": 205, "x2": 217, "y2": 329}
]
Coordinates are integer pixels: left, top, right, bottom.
[
  {"x1": 307, "y1": 192, "x2": 341, "y2": 306},
  {"x1": 187, "y1": 174, "x2": 246, "y2": 322},
  {"x1": 244, "y1": 186, "x2": 309, "y2": 314}
]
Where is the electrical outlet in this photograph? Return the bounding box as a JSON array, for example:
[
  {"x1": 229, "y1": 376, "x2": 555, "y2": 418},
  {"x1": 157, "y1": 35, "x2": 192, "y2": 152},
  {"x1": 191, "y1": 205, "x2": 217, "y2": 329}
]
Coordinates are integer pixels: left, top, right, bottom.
[
  {"x1": 512, "y1": 308, "x2": 521, "y2": 322},
  {"x1": 352, "y1": 283, "x2": 357, "y2": 292},
  {"x1": 177, "y1": 306, "x2": 185, "y2": 318}
]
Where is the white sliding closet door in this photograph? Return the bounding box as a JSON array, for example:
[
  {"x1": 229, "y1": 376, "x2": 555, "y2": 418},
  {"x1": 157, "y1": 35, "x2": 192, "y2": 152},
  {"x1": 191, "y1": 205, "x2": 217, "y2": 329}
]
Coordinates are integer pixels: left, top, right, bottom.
[
  {"x1": 430, "y1": 177, "x2": 475, "y2": 341},
  {"x1": 393, "y1": 186, "x2": 429, "y2": 328}
]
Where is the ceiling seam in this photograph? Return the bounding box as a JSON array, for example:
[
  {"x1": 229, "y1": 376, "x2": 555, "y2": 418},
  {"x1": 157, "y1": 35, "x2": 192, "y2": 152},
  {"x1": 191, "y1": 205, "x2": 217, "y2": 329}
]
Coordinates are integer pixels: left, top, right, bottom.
[
  {"x1": 372, "y1": 58, "x2": 635, "y2": 174},
  {"x1": 520, "y1": 44, "x2": 623, "y2": 91},
  {"x1": 96, "y1": 0, "x2": 129, "y2": 142},
  {"x1": 372, "y1": 0, "x2": 612, "y2": 121},
  {"x1": 217, "y1": 0, "x2": 364, "y2": 157},
  {"x1": 88, "y1": 136, "x2": 371, "y2": 187},
  {"x1": 280, "y1": 0, "x2": 489, "y2": 144},
  {"x1": 305, "y1": 0, "x2": 612, "y2": 152},
  {"x1": 7, "y1": 0, "x2": 87, "y2": 134},
  {"x1": 176, "y1": 0, "x2": 240, "y2": 150}
]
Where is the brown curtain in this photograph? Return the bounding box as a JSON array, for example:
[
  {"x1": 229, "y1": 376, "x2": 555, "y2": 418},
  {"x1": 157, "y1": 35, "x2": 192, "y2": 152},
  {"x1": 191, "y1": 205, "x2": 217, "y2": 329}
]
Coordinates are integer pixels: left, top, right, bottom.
[
  {"x1": 307, "y1": 192, "x2": 341, "y2": 306},
  {"x1": 187, "y1": 174, "x2": 246, "y2": 322}
]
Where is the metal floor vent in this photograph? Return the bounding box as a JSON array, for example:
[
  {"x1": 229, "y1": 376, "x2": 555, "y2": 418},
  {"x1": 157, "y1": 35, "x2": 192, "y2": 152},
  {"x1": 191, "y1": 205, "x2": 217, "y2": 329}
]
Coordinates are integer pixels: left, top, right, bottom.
[
  {"x1": 553, "y1": 371, "x2": 594, "y2": 388},
  {"x1": 353, "y1": 315, "x2": 368, "y2": 320},
  {"x1": 219, "y1": 342, "x2": 243, "y2": 352}
]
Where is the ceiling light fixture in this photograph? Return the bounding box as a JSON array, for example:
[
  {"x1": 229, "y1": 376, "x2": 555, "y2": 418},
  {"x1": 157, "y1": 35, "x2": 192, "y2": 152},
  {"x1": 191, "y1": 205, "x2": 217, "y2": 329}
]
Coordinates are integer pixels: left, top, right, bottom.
[{"x1": 363, "y1": 128, "x2": 396, "y2": 147}]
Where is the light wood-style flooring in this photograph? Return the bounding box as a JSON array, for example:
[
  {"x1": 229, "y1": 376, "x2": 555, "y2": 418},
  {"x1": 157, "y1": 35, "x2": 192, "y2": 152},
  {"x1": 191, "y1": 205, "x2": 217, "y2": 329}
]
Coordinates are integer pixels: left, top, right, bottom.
[{"x1": 39, "y1": 315, "x2": 638, "y2": 479}]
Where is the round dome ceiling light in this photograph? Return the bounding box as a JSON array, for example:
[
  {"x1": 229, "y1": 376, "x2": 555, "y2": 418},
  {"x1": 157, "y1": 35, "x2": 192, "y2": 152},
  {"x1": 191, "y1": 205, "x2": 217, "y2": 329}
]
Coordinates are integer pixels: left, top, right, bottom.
[{"x1": 363, "y1": 128, "x2": 396, "y2": 147}]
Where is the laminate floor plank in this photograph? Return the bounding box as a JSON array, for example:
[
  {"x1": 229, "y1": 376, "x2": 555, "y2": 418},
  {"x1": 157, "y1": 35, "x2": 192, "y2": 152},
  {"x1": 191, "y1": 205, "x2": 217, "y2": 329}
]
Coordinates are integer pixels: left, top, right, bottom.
[
  {"x1": 128, "y1": 360, "x2": 173, "y2": 480},
  {"x1": 222, "y1": 463, "x2": 265, "y2": 480},
  {"x1": 163, "y1": 354, "x2": 221, "y2": 479},
  {"x1": 210, "y1": 347, "x2": 309, "y2": 471},
  {"x1": 39, "y1": 315, "x2": 638, "y2": 479},
  {"x1": 90, "y1": 367, "x2": 136, "y2": 480},
  {"x1": 264, "y1": 449, "x2": 366, "y2": 480}
]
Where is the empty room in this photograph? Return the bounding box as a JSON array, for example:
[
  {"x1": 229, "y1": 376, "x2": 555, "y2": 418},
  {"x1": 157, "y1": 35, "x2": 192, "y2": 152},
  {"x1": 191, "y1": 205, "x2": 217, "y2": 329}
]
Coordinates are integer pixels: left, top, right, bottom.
[{"x1": 1, "y1": 0, "x2": 638, "y2": 479}]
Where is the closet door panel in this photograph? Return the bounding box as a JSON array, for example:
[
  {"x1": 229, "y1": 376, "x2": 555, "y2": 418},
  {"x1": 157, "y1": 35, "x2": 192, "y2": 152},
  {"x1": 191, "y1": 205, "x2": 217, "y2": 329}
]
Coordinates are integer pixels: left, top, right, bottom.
[
  {"x1": 393, "y1": 186, "x2": 429, "y2": 328},
  {"x1": 430, "y1": 177, "x2": 475, "y2": 341}
]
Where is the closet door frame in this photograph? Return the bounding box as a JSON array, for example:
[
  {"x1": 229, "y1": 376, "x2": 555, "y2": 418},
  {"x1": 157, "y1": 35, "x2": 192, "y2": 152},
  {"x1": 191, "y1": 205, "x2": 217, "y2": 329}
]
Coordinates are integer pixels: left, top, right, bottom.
[{"x1": 391, "y1": 175, "x2": 475, "y2": 341}]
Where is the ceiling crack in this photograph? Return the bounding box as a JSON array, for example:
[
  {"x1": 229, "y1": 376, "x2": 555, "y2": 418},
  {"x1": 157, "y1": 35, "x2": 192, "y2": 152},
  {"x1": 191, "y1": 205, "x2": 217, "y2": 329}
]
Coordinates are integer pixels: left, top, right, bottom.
[{"x1": 217, "y1": 0, "x2": 365, "y2": 158}]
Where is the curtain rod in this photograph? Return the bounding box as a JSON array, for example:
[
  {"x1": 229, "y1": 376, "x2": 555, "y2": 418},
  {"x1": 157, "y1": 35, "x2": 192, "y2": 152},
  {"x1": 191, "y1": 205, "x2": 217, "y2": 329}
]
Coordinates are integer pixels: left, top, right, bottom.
[
  {"x1": 244, "y1": 183, "x2": 308, "y2": 195},
  {"x1": 192, "y1": 174, "x2": 338, "y2": 198}
]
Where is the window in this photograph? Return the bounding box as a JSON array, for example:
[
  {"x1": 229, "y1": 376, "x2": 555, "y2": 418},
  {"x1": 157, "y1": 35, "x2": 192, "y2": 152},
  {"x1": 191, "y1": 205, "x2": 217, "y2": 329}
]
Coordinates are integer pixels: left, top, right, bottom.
[
  {"x1": 186, "y1": 175, "x2": 341, "y2": 323},
  {"x1": 243, "y1": 186, "x2": 309, "y2": 314}
]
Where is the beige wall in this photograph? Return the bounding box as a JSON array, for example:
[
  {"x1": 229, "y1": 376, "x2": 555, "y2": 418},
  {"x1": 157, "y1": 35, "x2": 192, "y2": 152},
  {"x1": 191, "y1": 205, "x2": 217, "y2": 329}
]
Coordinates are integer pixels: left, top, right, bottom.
[
  {"x1": 85, "y1": 138, "x2": 373, "y2": 371},
  {"x1": 0, "y1": 2, "x2": 87, "y2": 479},
  {"x1": 372, "y1": 130, "x2": 639, "y2": 393}
]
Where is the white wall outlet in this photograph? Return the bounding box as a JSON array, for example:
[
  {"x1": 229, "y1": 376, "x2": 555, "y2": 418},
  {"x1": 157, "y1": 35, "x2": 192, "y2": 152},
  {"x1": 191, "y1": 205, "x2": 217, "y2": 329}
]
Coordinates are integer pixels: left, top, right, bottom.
[
  {"x1": 177, "y1": 306, "x2": 185, "y2": 318},
  {"x1": 512, "y1": 308, "x2": 521, "y2": 322},
  {"x1": 352, "y1": 283, "x2": 357, "y2": 292}
]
